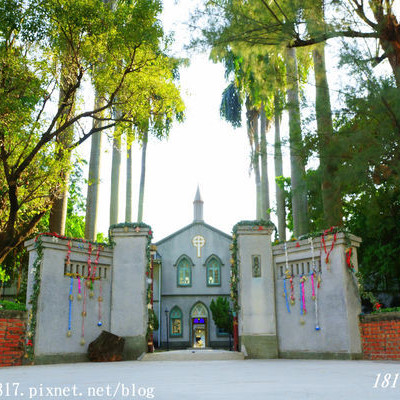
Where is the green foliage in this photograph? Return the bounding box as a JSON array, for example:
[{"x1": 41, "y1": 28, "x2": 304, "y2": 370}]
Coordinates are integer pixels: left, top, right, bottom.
[
  {"x1": 336, "y1": 65, "x2": 400, "y2": 299},
  {"x1": 220, "y1": 82, "x2": 242, "y2": 127},
  {"x1": 275, "y1": 176, "x2": 293, "y2": 233},
  {"x1": 210, "y1": 297, "x2": 232, "y2": 334},
  {"x1": 0, "y1": 0, "x2": 185, "y2": 263},
  {"x1": 371, "y1": 307, "x2": 400, "y2": 315},
  {"x1": 0, "y1": 265, "x2": 10, "y2": 285},
  {"x1": 345, "y1": 186, "x2": 400, "y2": 295},
  {"x1": 64, "y1": 155, "x2": 86, "y2": 238},
  {"x1": 0, "y1": 300, "x2": 26, "y2": 311},
  {"x1": 147, "y1": 309, "x2": 159, "y2": 334}
]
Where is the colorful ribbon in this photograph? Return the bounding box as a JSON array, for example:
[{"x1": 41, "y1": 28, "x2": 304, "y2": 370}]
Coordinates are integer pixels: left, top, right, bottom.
[
  {"x1": 87, "y1": 243, "x2": 92, "y2": 277},
  {"x1": 67, "y1": 276, "x2": 73, "y2": 334},
  {"x1": 283, "y1": 278, "x2": 290, "y2": 313},
  {"x1": 321, "y1": 226, "x2": 337, "y2": 265},
  {"x1": 311, "y1": 272, "x2": 315, "y2": 299},
  {"x1": 300, "y1": 278, "x2": 303, "y2": 315},
  {"x1": 81, "y1": 282, "x2": 87, "y2": 345},
  {"x1": 98, "y1": 281, "x2": 103, "y2": 326},
  {"x1": 66, "y1": 240, "x2": 72, "y2": 265},
  {"x1": 290, "y1": 276, "x2": 295, "y2": 305},
  {"x1": 91, "y1": 246, "x2": 101, "y2": 280},
  {"x1": 346, "y1": 248, "x2": 354, "y2": 270}
]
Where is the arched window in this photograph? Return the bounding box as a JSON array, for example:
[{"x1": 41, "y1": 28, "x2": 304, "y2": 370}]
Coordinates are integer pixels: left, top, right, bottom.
[
  {"x1": 176, "y1": 256, "x2": 193, "y2": 287},
  {"x1": 205, "y1": 255, "x2": 222, "y2": 286},
  {"x1": 170, "y1": 306, "x2": 182, "y2": 337}
]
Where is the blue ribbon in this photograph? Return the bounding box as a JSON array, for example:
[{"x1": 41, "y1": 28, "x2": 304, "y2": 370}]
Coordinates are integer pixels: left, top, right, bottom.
[
  {"x1": 68, "y1": 276, "x2": 73, "y2": 331},
  {"x1": 283, "y1": 278, "x2": 290, "y2": 313},
  {"x1": 300, "y1": 277, "x2": 303, "y2": 315}
]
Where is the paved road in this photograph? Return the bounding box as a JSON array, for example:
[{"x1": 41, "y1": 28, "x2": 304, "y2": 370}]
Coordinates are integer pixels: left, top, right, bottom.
[{"x1": 1, "y1": 359, "x2": 400, "y2": 400}]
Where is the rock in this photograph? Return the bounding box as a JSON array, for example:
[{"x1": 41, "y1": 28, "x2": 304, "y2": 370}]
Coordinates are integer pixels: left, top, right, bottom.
[{"x1": 88, "y1": 331, "x2": 125, "y2": 362}]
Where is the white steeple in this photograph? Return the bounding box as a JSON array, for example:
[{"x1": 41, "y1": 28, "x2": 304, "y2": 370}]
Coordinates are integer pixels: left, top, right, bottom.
[{"x1": 193, "y1": 186, "x2": 204, "y2": 222}]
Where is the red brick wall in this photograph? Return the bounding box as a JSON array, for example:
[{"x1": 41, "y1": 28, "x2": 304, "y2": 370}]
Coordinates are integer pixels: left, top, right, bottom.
[
  {"x1": 359, "y1": 312, "x2": 400, "y2": 360},
  {"x1": 0, "y1": 310, "x2": 27, "y2": 367}
]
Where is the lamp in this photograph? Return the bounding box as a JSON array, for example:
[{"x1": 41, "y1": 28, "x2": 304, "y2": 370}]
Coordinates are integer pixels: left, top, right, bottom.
[{"x1": 165, "y1": 308, "x2": 169, "y2": 351}]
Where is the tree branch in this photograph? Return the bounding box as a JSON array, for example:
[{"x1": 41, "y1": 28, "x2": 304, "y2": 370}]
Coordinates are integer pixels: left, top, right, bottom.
[
  {"x1": 348, "y1": 0, "x2": 378, "y2": 29},
  {"x1": 289, "y1": 29, "x2": 379, "y2": 47},
  {"x1": 259, "y1": 0, "x2": 283, "y2": 25}
]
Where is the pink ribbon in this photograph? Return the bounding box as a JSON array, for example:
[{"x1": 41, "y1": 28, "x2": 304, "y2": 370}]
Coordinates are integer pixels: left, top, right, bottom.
[{"x1": 311, "y1": 273, "x2": 315, "y2": 298}]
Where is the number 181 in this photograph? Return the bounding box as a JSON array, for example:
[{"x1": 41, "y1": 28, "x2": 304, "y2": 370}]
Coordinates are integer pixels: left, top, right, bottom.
[{"x1": 373, "y1": 373, "x2": 399, "y2": 388}]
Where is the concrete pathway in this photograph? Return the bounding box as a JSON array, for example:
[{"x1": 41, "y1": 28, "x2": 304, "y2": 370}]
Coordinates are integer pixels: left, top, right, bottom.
[
  {"x1": 140, "y1": 349, "x2": 245, "y2": 361},
  {"x1": 1, "y1": 358, "x2": 399, "y2": 399}
]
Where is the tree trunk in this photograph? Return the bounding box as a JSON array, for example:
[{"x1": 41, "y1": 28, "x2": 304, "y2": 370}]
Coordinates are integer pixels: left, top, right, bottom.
[
  {"x1": 84, "y1": 94, "x2": 104, "y2": 241},
  {"x1": 376, "y1": 12, "x2": 400, "y2": 88},
  {"x1": 109, "y1": 126, "x2": 121, "y2": 226},
  {"x1": 125, "y1": 145, "x2": 133, "y2": 223},
  {"x1": 274, "y1": 94, "x2": 286, "y2": 241},
  {"x1": 48, "y1": 67, "x2": 75, "y2": 235},
  {"x1": 137, "y1": 128, "x2": 148, "y2": 223},
  {"x1": 313, "y1": 41, "x2": 342, "y2": 227},
  {"x1": 260, "y1": 103, "x2": 271, "y2": 221},
  {"x1": 246, "y1": 102, "x2": 262, "y2": 220},
  {"x1": 48, "y1": 165, "x2": 70, "y2": 234},
  {"x1": 285, "y1": 47, "x2": 309, "y2": 236}
]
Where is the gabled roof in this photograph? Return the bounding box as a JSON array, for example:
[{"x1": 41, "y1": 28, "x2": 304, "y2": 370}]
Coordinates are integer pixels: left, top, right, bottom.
[{"x1": 155, "y1": 221, "x2": 232, "y2": 246}]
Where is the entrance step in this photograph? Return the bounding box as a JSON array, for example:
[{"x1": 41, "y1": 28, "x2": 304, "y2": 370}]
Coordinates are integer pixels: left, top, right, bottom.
[{"x1": 140, "y1": 349, "x2": 245, "y2": 362}]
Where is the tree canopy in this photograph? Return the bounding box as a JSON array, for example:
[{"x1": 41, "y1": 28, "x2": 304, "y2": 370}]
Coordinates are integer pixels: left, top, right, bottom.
[{"x1": 0, "y1": 0, "x2": 184, "y2": 263}]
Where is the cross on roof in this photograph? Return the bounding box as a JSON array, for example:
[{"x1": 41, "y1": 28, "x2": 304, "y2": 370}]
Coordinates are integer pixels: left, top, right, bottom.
[{"x1": 192, "y1": 235, "x2": 205, "y2": 258}]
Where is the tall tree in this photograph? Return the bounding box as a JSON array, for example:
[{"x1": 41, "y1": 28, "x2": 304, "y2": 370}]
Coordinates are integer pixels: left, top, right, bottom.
[
  {"x1": 285, "y1": 47, "x2": 309, "y2": 236},
  {"x1": 125, "y1": 145, "x2": 133, "y2": 222},
  {"x1": 109, "y1": 115, "x2": 122, "y2": 226},
  {"x1": 84, "y1": 96, "x2": 104, "y2": 241},
  {"x1": 195, "y1": 0, "x2": 400, "y2": 233},
  {"x1": 0, "y1": 0, "x2": 184, "y2": 262},
  {"x1": 137, "y1": 128, "x2": 148, "y2": 223},
  {"x1": 273, "y1": 93, "x2": 286, "y2": 240},
  {"x1": 48, "y1": 64, "x2": 76, "y2": 235},
  {"x1": 306, "y1": 0, "x2": 342, "y2": 227},
  {"x1": 260, "y1": 103, "x2": 271, "y2": 220}
]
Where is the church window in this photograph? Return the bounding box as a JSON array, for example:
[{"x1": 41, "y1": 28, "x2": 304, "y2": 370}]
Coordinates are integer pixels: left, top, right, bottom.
[
  {"x1": 207, "y1": 257, "x2": 221, "y2": 286},
  {"x1": 177, "y1": 257, "x2": 192, "y2": 286},
  {"x1": 170, "y1": 306, "x2": 182, "y2": 337}
]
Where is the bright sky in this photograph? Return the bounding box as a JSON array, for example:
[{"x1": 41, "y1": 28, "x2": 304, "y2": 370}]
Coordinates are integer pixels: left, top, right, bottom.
[{"x1": 77, "y1": 0, "x2": 290, "y2": 242}]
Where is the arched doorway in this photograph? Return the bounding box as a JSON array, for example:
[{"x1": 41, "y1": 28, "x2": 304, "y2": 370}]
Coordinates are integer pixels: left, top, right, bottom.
[{"x1": 190, "y1": 302, "x2": 208, "y2": 348}]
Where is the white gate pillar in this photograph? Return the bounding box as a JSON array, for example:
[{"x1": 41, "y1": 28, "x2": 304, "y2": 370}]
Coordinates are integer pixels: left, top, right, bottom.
[{"x1": 236, "y1": 222, "x2": 278, "y2": 358}]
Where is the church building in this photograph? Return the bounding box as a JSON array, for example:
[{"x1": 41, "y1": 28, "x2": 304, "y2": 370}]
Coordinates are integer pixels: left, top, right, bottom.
[{"x1": 152, "y1": 188, "x2": 232, "y2": 349}]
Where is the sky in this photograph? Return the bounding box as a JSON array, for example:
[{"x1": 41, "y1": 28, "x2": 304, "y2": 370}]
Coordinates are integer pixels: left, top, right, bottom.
[{"x1": 77, "y1": 0, "x2": 291, "y2": 242}]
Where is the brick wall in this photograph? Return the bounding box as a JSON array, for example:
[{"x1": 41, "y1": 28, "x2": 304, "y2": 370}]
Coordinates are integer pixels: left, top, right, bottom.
[
  {"x1": 0, "y1": 309, "x2": 27, "y2": 367},
  {"x1": 359, "y1": 312, "x2": 400, "y2": 360}
]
